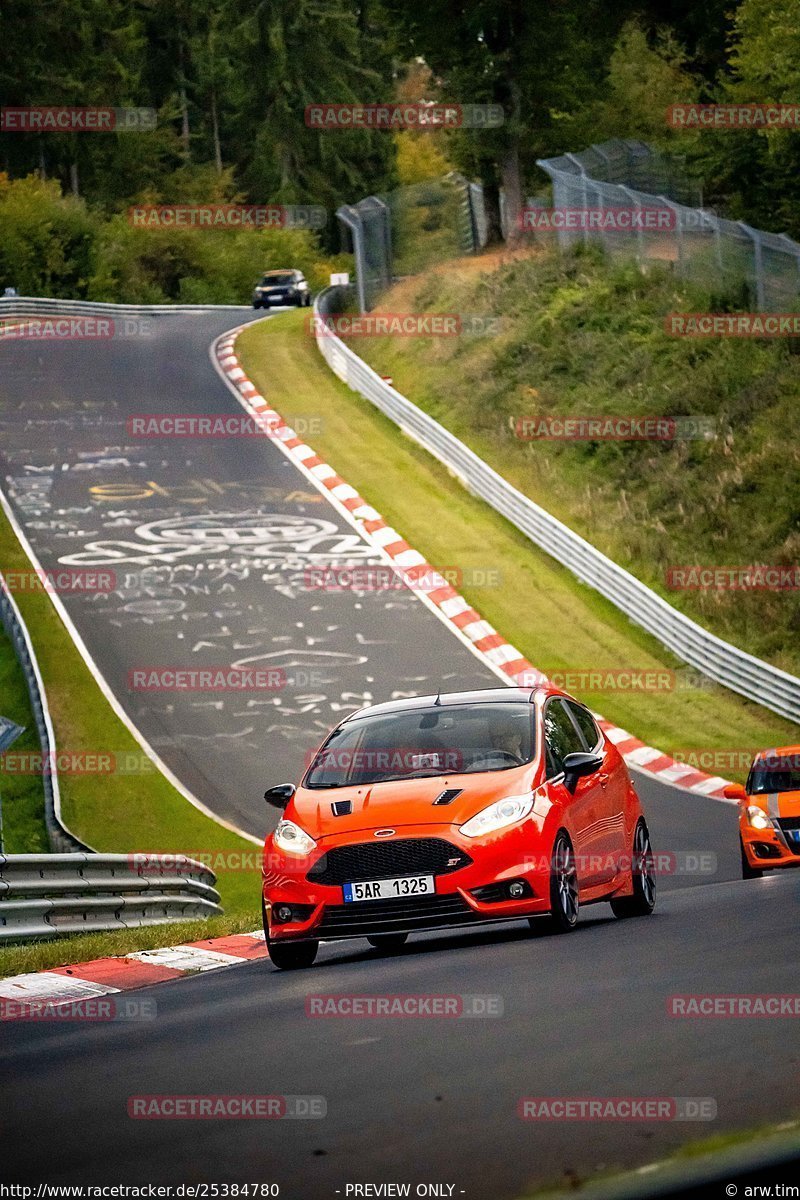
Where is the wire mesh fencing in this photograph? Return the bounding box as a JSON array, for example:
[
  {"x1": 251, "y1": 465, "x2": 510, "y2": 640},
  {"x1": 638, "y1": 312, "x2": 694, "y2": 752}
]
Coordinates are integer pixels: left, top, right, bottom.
[
  {"x1": 535, "y1": 139, "x2": 800, "y2": 311},
  {"x1": 337, "y1": 138, "x2": 800, "y2": 312}
]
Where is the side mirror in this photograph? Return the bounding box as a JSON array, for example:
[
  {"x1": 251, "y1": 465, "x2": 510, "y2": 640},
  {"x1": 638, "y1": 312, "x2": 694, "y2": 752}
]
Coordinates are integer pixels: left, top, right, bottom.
[
  {"x1": 562, "y1": 751, "x2": 604, "y2": 793},
  {"x1": 264, "y1": 783, "x2": 295, "y2": 810},
  {"x1": 723, "y1": 783, "x2": 748, "y2": 802}
]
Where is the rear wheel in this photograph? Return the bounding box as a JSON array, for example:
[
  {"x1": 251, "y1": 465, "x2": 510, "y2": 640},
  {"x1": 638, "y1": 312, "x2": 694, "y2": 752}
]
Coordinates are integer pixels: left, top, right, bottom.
[
  {"x1": 366, "y1": 933, "x2": 408, "y2": 952},
  {"x1": 611, "y1": 820, "x2": 656, "y2": 918},
  {"x1": 740, "y1": 836, "x2": 764, "y2": 879},
  {"x1": 545, "y1": 832, "x2": 579, "y2": 932}
]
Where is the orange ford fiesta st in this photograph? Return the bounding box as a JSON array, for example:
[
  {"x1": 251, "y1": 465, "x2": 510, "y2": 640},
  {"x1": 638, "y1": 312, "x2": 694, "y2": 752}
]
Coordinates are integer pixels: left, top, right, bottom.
[{"x1": 261, "y1": 686, "x2": 655, "y2": 969}]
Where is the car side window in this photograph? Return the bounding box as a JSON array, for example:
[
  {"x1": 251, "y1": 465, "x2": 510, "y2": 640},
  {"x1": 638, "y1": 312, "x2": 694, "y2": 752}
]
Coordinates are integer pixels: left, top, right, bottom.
[
  {"x1": 543, "y1": 699, "x2": 585, "y2": 778},
  {"x1": 564, "y1": 702, "x2": 601, "y2": 751}
]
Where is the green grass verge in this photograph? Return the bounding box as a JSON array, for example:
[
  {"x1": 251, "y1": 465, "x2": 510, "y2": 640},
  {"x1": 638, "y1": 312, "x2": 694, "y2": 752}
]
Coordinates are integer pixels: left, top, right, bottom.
[
  {"x1": 351, "y1": 246, "x2": 800, "y2": 678},
  {"x1": 0, "y1": 505, "x2": 262, "y2": 979},
  {"x1": 237, "y1": 311, "x2": 799, "y2": 772},
  {"x1": 1, "y1": 912, "x2": 262, "y2": 978},
  {"x1": 520, "y1": 1113, "x2": 800, "y2": 1198},
  {"x1": 0, "y1": 623, "x2": 49, "y2": 853}
]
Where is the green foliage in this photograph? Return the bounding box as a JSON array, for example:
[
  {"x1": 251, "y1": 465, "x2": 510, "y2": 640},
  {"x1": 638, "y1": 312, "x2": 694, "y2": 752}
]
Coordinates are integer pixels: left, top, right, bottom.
[
  {"x1": 88, "y1": 217, "x2": 345, "y2": 303},
  {"x1": 593, "y1": 20, "x2": 701, "y2": 145},
  {"x1": 0, "y1": 172, "x2": 346, "y2": 301},
  {"x1": 0, "y1": 174, "x2": 98, "y2": 297},
  {"x1": 691, "y1": 0, "x2": 800, "y2": 235},
  {"x1": 354, "y1": 248, "x2": 800, "y2": 676}
]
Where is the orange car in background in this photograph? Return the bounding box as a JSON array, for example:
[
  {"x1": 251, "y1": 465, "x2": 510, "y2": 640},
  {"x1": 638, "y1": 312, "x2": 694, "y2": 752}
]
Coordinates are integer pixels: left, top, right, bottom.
[
  {"x1": 261, "y1": 686, "x2": 656, "y2": 970},
  {"x1": 725, "y1": 746, "x2": 800, "y2": 878}
]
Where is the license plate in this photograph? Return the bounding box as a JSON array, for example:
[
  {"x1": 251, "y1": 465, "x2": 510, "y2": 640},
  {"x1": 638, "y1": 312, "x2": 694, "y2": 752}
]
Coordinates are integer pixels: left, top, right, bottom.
[{"x1": 342, "y1": 875, "x2": 435, "y2": 903}]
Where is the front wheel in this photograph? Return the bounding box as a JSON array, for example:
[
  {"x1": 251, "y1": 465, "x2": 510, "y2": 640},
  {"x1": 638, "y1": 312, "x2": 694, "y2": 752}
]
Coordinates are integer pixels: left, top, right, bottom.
[
  {"x1": 547, "y1": 831, "x2": 579, "y2": 932},
  {"x1": 611, "y1": 820, "x2": 656, "y2": 918},
  {"x1": 263, "y1": 898, "x2": 319, "y2": 969},
  {"x1": 267, "y1": 938, "x2": 319, "y2": 970},
  {"x1": 740, "y1": 836, "x2": 764, "y2": 879},
  {"x1": 367, "y1": 933, "x2": 408, "y2": 952}
]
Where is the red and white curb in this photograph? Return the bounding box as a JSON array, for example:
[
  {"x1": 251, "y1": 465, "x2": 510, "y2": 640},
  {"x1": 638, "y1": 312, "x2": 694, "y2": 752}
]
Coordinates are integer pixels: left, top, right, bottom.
[
  {"x1": 0, "y1": 932, "x2": 267, "y2": 1015},
  {"x1": 213, "y1": 326, "x2": 733, "y2": 804}
]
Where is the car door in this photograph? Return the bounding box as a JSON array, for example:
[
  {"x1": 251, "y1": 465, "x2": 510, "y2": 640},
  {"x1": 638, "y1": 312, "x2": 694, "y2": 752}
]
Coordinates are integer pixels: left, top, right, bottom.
[
  {"x1": 542, "y1": 698, "x2": 606, "y2": 887},
  {"x1": 562, "y1": 701, "x2": 624, "y2": 884}
]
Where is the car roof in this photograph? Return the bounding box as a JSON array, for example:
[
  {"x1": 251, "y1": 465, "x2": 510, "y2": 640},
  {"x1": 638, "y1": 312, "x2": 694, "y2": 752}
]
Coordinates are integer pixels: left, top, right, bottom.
[
  {"x1": 261, "y1": 268, "x2": 298, "y2": 274},
  {"x1": 342, "y1": 687, "x2": 542, "y2": 723},
  {"x1": 753, "y1": 744, "x2": 800, "y2": 762}
]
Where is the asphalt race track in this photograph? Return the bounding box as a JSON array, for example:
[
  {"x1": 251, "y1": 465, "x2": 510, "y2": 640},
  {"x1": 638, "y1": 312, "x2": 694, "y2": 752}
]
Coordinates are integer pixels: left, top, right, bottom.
[
  {"x1": 1, "y1": 311, "x2": 796, "y2": 1196},
  {"x1": 3, "y1": 873, "x2": 799, "y2": 1194},
  {"x1": 0, "y1": 310, "x2": 501, "y2": 836}
]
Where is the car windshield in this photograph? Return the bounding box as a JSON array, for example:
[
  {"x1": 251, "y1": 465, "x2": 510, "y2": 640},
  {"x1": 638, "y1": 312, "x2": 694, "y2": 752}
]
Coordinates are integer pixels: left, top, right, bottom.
[
  {"x1": 260, "y1": 273, "x2": 294, "y2": 286},
  {"x1": 748, "y1": 756, "x2": 800, "y2": 794},
  {"x1": 304, "y1": 701, "x2": 535, "y2": 788}
]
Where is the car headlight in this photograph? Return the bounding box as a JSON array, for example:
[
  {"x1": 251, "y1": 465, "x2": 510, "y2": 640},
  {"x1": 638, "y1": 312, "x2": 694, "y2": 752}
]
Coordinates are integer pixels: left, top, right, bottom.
[
  {"x1": 274, "y1": 819, "x2": 317, "y2": 856},
  {"x1": 746, "y1": 805, "x2": 771, "y2": 831},
  {"x1": 459, "y1": 794, "x2": 534, "y2": 838}
]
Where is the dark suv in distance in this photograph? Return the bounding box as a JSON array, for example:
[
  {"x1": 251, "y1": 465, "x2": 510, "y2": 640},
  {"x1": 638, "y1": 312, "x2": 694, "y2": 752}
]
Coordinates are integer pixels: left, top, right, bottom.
[{"x1": 252, "y1": 269, "x2": 311, "y2": 308}]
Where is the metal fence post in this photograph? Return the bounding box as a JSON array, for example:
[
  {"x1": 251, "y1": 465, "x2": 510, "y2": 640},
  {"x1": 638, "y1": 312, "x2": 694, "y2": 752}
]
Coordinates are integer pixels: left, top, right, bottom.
[
  {"x1": 737, "y1": 222, "x2": 766, "y2": 310},
  {"x1": 336, "y1": 205, "x2": 368, "y2": 313}
]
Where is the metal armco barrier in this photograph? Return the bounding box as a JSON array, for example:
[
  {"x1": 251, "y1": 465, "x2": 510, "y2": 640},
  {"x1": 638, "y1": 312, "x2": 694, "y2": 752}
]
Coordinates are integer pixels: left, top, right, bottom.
[
  {"x1": 0, "y1": 574, "x2": 88, "y2": 852},
  {"x1": 0, "y1": 297, "x2": 251, "y2": 317},
  {"x1": 0, "y1": 853, "x2": 222, "y2": 941},
  {"x1": 314, "y1": 289, "x2": 800, "y2": 725}
]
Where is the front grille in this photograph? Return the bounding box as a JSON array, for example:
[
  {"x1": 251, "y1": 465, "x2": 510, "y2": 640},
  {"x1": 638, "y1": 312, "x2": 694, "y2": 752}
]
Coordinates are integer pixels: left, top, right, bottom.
[
  {"x1": 315, "y1": 892, "x2": 477, "y2": 939},
  {"x1": 777, "y1": 818, "x2": 800, "y2": 851},
  {"x1": 307, "y1": 838, "x2": 472, "y2": 885}
]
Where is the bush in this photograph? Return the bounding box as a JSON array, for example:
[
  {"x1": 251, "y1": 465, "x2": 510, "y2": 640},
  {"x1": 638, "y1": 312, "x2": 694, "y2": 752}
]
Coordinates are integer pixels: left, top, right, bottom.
[
  {"x1": 0, "y1": 174, "x2": 98, "y2": 297},
  {"x1": 0, "y1": 173, "x2": 349, "y2": 304}
]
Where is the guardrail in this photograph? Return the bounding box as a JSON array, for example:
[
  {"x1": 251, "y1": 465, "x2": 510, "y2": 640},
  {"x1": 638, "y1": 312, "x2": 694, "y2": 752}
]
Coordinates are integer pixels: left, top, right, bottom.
[
  {"x1": 0, "y1": 853, "x2": 222, "y2": 941},
  {"x1": 313, "y1": 288, "x2": 800, "y2": 726},
  {"x1": 0, "y1": 297, "x2": 252, "y2": 317},
  {"x1": 0, "y1": 574, "x2": 88, "y2": 853}
]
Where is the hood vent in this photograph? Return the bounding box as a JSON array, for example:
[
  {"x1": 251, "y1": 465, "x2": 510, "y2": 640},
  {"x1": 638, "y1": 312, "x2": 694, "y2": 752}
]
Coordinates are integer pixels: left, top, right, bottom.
[
  {"x1": 331, "y1": 799, "x2": 352, "y2": 816},
  {"x1": 433, "y1": 788, "x2": 462, "y2": 806}
]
